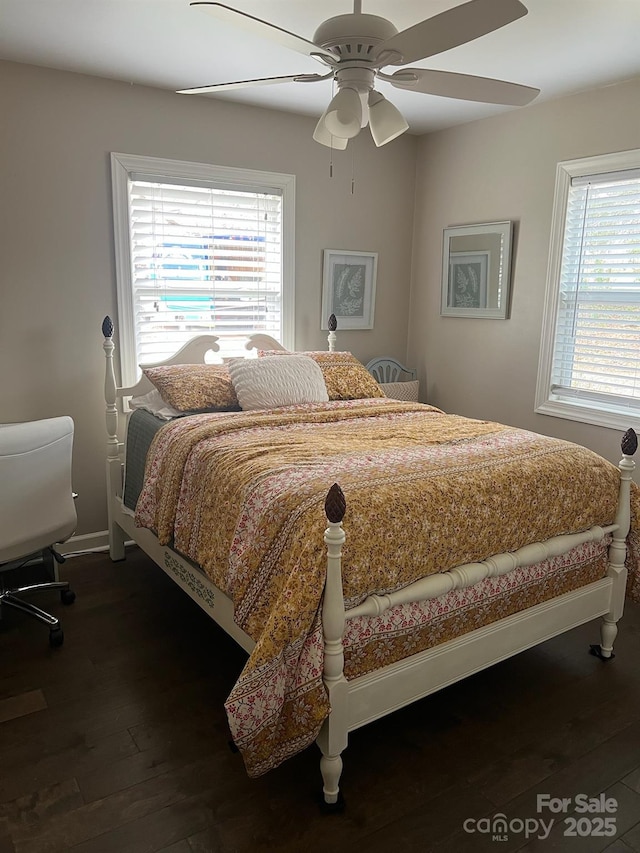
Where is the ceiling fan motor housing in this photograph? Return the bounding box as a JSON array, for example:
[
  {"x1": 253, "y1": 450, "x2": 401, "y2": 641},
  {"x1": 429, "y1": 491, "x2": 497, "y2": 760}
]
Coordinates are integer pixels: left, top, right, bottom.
[{"x1": 313, "y1": 13, "x2": 398, "y2": 61}]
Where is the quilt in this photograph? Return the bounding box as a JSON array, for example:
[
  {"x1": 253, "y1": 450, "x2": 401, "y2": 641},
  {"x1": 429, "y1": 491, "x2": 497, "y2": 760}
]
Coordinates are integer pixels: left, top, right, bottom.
[{"x1": 135, "y1": 400, "x2": 640, "y2": 775}]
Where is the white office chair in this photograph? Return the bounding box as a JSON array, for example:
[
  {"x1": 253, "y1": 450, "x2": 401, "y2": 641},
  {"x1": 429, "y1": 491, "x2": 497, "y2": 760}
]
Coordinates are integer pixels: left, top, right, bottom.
[{"x1": 0, "y1": 416, "x2": 77, "y2": 647}]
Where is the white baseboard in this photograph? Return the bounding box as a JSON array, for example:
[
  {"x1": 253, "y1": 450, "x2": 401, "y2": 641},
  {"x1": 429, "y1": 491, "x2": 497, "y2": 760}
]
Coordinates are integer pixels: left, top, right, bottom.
[
  {"x1": 59, "y1": 531, "x2": 135, "y2": 557},
  {"x1": 2, "y1": 532, "x2": 136, "y2": 571}
]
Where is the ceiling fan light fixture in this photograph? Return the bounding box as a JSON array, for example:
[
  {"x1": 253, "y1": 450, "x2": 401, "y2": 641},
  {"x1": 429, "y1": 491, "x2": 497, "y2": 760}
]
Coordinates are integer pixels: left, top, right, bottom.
[
  {"x1": 368, "y1": 90, "x2": 409, "y2": 147},
  {"x1": 313, "y1": 113, "x2": 349, "y2": 149},
  {"x1": 323, "y1": 86, "x2": 363, "y2": 139}
]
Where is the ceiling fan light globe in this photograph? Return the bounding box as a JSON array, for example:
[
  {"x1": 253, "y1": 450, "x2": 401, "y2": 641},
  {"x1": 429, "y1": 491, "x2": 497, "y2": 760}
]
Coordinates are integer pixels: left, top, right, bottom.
[
  {"x1": 368, "y1": 91, "x2": 409, "y2": 147},
  {"x1": 324, "y1": 87, "x2": 363, "y2": 139},
  {"x1": 313, "y1": 114, "x2": 349, "y2": 149}
]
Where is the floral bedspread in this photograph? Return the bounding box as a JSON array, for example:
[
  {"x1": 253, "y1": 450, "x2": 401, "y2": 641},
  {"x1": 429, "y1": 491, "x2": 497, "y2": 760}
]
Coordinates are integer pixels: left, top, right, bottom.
[{"x1": 135, "y1": 400, "x2": 640, "y2": 776}]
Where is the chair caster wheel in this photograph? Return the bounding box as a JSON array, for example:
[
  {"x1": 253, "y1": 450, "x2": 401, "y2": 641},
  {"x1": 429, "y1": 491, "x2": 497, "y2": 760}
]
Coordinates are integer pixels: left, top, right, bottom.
[
  {"x1": 49, "y1": 628, "x2": 64, "y2": 648},
  {"x1": 61, "y1": 589, "x2": 76, "y2": 605}
]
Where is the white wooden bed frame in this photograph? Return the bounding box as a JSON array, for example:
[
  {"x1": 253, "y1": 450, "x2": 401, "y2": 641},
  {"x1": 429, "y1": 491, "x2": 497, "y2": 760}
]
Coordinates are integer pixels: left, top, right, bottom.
[{"x1": 101, "y1": 316, "x2": 637, "y2": 807}]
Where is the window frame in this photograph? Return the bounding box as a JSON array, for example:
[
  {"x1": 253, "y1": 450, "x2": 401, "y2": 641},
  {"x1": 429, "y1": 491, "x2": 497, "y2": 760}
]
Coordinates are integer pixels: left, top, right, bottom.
[
  {"x1": 535, "y1": 147, "x2": 640, "y2": 432},
  {"x1": 111, "y1": 152, "x2": 296, "y2": 385}
]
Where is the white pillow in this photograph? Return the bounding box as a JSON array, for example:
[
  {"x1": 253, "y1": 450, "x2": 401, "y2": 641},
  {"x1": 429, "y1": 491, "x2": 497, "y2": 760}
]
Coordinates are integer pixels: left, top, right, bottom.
[
  {"x1": 228, "y1": 355, "x2": 329, "y2": 411},
  {"x1": 129, "y1": 388, "x2": 182, "y2": 420}
]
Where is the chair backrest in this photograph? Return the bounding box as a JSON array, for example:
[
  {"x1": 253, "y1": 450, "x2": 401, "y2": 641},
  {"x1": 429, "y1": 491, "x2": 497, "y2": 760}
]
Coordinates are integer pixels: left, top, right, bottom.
[
  {"x1": 365, "y1": 357, "x2": 417, "y2": 384},
  {"x1": 0, "y1": 417, "x2": 77, "y2": 564}
]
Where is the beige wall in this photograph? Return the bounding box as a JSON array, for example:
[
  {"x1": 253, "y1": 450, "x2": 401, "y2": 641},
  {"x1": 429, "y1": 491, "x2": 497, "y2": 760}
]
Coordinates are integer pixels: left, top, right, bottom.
[
  {"x1": 408, "y1": 76, "x2": 640, "y2": 473},
  {"x1": 0, "y1": 60, "x2": 417, "y2": 536}
]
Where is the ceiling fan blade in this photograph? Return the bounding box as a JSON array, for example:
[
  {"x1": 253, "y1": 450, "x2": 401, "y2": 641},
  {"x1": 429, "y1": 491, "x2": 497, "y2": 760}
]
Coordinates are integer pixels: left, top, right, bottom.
[
  {"x1": 385, "y1": 67, "x2": 539, "y2": 105},
  {"x1": 374, "y1": 0, "x2": 528, "y2": 66},
  {"x1": 190, "y1": 2, "x2": 336, "y2": 62},
  {"x1": 177, "y1": 73, "x2": 327, "y2": 95}
]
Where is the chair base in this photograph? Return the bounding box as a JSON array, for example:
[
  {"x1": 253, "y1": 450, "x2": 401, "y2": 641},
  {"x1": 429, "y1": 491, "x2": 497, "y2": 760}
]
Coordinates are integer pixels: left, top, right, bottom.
[{"x1": 0, "y1": 549, "x2": 76, "y2": 647}]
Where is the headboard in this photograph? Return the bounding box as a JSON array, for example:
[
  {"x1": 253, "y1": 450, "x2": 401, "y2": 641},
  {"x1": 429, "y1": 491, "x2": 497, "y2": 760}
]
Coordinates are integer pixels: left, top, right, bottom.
[{"x1": 109, "y1": 328, "x2": 287, "y2": 403}]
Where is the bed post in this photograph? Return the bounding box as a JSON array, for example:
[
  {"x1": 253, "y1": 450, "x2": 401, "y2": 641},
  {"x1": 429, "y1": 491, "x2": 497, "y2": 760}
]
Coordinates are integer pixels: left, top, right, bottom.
[
  {"x1": 327, "y1": 314, "x2": 337, "y2": 353},
  {"x1": 317, "y1": 483, "x2": 349, "y2": 807},
  {"x1": 597, "y1": 428, "x2": 637, "y2": 659},
  {"x1": 102, "y1": 316, "x2": 127, "y2": 561}
]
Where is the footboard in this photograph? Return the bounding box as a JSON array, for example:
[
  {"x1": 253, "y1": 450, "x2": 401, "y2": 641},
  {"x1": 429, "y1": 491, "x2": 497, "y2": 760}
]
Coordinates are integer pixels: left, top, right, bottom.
[{"x1": 317, "y1": 430, "x2": 638, "y2": 805}]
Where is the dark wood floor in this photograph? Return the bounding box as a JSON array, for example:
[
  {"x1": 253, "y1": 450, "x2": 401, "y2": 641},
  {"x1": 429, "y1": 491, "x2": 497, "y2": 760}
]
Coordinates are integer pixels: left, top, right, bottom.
[{"x1": 1, "y1": 548, "x2": 640, "y2": 852}]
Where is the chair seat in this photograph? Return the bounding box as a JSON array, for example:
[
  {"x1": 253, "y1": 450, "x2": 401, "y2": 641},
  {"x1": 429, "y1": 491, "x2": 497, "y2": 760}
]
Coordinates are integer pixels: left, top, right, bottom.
[{"x1": 379, "y1": 379, "x2": 420, "y2": 403}]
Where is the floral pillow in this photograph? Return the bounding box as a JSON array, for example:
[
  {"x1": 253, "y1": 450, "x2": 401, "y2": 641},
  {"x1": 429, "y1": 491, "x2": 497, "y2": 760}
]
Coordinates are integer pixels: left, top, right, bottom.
[
  {"x1": 258, "y1": 350, "x2": 384, "y2": 401},
  {"x1": 142, "y1": 364, "x2": 239, "y2": 413}
]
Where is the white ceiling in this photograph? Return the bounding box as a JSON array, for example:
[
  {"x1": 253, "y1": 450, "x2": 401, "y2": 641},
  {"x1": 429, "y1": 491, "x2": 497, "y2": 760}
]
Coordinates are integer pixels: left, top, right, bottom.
[{"x1": 2, "y1": 0, "x2": 640, "y2": 134}]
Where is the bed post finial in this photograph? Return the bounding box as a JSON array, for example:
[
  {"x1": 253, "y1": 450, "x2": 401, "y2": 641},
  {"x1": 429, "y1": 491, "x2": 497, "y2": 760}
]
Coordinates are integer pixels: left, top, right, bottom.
[
  {"x1": 102, "y1": 315, "x2": 114, "y2": 339},
  {"x1": 621, "y1": 428, "x2": 638, "y2": 457},
  {"x1": 328, "y1": 314, "x2": 337, "y2": 353},
  {"x1": 325, "y1": 483, "x2": 346, "y2": 524}
]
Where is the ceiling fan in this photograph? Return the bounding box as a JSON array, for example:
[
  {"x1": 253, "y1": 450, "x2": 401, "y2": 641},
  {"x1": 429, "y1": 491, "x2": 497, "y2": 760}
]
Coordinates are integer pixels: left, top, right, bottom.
[{"x1": 177, "y1": 0, "x2": 539, "y2": 148}]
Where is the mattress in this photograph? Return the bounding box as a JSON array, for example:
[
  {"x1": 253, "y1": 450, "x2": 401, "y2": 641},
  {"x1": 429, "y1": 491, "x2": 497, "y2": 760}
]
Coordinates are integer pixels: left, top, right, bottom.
[{"x1": 123, "y1": 409, "x2": 167, "y2": 511}]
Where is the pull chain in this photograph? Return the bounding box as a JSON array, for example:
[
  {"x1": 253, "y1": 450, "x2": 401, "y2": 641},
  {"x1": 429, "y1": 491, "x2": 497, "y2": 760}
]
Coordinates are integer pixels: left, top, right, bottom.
[{"x1": 351, "y1": 143, "x2": 355, "y2": 195}]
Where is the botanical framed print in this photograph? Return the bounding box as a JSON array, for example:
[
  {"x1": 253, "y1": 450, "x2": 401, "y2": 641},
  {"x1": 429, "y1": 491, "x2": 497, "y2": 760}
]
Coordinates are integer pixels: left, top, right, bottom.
[
  {"x1": 448, "y1": 251, "x2": 490, "y2": 309},
  {"x1": 321, "y1": 249, "x2": 378, "y2": 330}
]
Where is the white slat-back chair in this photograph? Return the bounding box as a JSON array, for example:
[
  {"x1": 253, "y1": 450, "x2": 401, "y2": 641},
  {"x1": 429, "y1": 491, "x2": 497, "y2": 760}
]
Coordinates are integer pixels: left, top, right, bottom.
[{"x1": 366, "y1": 357, "x2": 419, "y2": 403}]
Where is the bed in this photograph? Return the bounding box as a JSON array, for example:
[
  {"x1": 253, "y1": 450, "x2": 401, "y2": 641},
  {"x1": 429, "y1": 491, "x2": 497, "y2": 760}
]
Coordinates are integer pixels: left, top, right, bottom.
[{"x1": 101, "y1": 315, "x2": 639, "y2": 807}]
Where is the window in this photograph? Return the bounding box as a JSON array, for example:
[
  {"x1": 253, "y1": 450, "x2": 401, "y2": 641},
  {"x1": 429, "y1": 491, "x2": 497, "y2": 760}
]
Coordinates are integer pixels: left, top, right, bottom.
[
  {"x1": 111, "y1": 153, "x2": 295, "y2": 385},
  {"x1": 536, "y1": 149, "x2": 640, "y2": 431}
]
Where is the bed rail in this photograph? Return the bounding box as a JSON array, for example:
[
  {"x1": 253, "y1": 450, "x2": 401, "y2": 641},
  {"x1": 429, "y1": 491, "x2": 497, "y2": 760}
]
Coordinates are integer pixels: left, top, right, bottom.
[{"x1": 345, "y1": 524, "x2": 617, "y2": 621}]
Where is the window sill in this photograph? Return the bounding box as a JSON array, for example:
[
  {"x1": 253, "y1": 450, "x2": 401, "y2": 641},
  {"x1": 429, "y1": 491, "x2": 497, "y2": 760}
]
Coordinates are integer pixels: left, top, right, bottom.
[{"x1": 535, "y1": 398, "x2": 640, "y2": 433}]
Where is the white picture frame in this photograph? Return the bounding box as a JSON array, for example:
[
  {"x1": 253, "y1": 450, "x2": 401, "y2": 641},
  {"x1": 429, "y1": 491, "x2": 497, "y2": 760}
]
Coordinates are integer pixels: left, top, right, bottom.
[
  {"x1": 441, "y1": 221, "x2": 513, "y2": 319},
  {"x1": 321, "y1": 249, "x2": 377, "y2": 330}
]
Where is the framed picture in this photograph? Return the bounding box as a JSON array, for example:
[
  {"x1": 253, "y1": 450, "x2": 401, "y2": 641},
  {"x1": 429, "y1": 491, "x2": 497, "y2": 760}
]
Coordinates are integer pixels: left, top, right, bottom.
[
  {"x1": 441, "y1": 221, "x2": 513, "y2": 319},
  {"x1": 448, "y1": 251, "x2": 489, "y2": 309},
  {"x1": 321, "y1": 249, "x2": 377, "y2": 330}
]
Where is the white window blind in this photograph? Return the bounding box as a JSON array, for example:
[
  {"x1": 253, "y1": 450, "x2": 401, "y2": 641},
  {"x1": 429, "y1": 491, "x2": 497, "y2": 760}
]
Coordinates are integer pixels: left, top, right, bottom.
[
  {"x1": 129, "y1": 178, "x2": 283, "y2": 364},
  {"x1": 110, "y1": 153, "x2": 295, "y2": 385},
  {"x1": 550, "y1": 171, "x2": 640, "y2": 411},
  {"x1": 537, "y1": 149, "x2": 640, "y2": 430}
]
